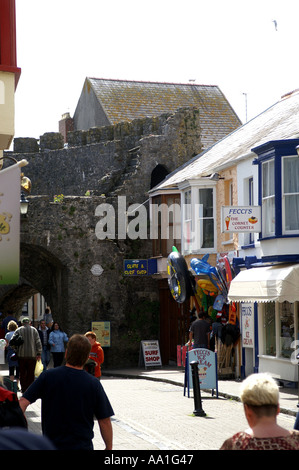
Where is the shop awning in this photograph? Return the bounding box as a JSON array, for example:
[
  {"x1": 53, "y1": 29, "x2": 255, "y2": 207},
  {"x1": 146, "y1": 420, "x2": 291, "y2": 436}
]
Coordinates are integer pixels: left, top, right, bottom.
[{"x1": 228, "y1": 263, "x2": 299, "y2": 303}]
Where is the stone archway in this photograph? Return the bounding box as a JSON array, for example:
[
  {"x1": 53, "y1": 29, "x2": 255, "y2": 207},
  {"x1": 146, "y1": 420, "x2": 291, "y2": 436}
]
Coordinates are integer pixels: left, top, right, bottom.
[{"x1": 0, "y1": 242, "x2": 68, "y2": 328}]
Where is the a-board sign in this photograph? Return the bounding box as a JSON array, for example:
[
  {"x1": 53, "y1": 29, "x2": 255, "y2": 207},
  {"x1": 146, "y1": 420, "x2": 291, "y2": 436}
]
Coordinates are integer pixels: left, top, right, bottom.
[
  {"x1": 184, "y1": 348, "x2": 218, "y2": 397},
  {"x1": 139, "y1": 340, "x2": 162, "y2": 368}
]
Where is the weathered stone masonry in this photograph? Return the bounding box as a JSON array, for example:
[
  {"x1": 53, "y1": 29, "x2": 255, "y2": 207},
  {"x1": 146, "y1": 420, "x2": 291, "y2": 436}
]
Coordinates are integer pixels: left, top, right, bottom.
[{"x1": 1, "y1": 107, "x2": 202, "y2": 367}]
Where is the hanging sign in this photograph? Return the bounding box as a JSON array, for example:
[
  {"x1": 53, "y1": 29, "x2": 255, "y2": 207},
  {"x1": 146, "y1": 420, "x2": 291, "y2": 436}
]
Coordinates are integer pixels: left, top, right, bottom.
[
  {"x1": 0, "y1": 163, "x2": 24, "y2": 284},
  {"x1": 124, "y1": 259, "x2": 148, "y2": 276},
  {"x1": 123, "y1": 258, "x2": 157, "y2": 276},
  {"x1": 139, "y1": 340, "x2": 162, "y2": 368},
  {"x1": 221, "y1": 206, "x2": 261, "y2": 233}
]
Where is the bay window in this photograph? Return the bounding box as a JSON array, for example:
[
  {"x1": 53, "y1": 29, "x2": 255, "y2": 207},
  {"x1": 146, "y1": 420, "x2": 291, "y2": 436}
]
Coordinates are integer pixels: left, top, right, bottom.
[
  {"x1": 253, "y1": 139, "x2": 299, "y2": 239},
  {"x1": 181, "y1": 183, "x2": 216, "y2": 254},
  {"x1": 282, "y1": 156, "x2": 299, "y2": 233}
]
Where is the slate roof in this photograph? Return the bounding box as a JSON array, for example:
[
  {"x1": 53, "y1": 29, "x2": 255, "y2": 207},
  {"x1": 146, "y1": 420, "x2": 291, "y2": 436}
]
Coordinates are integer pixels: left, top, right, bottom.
[
  {"x1": 151, "y1": 89, "x2": 299, "y2": 191},
  {"x1": 87, "y1": 78, "x2": 241, "y2": 150}
]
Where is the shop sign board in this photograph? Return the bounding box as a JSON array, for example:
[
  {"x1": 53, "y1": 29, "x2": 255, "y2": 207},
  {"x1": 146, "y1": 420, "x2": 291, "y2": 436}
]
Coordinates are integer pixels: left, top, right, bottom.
[
  {"x1": 241, "y1": 302, "x2": 254, "y2": 348},
  {"x1": 221, "y1": 206, "x2": 261, "y2": 233},
  {"x1": 91, "y1": 321, "x2": 111, "y2": 347},
  {"x1": 123, "y1": 259, "x2": 157, "y2": 276},
  {"x1": 185, "y1": 348, "x2": 218, "y2": 396}
]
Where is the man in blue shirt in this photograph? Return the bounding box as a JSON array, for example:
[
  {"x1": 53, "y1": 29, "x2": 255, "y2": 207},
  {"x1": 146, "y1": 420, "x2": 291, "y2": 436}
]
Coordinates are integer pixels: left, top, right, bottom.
[{"x1": 19, "y1": 334, "x2": 114, "y2": 450}]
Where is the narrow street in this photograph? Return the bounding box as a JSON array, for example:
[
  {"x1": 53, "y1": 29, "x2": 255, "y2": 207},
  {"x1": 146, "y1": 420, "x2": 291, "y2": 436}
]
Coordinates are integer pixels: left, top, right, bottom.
[
  {"x1": 94, "y1": 377, "x2": 296, "y2": 451},
  {"x1": 1, "y1": 359, "x2": 297, "y2": 452}
]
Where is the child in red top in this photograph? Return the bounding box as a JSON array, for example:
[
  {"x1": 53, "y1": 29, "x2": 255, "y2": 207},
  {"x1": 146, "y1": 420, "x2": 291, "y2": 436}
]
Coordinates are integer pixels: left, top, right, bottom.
[{"x1": 84, "y1": 332, "x2": 104, "y2": 378}]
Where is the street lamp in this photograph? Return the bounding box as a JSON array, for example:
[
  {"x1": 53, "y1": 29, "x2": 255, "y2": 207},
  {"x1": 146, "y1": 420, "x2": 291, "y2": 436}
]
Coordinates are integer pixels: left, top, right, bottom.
[
  {"x1": 20, "y1": 191, "x2": 29, "y2": 215},
  {"x1": 20, "y1": 172, "x2": 31, "y2": 216}
]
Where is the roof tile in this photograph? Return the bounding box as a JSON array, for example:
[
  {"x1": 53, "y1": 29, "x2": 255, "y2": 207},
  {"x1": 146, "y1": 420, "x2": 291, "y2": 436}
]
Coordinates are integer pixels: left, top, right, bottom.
[{"x1": 87, "y1": 78, "x2": 241, "y2": 149}]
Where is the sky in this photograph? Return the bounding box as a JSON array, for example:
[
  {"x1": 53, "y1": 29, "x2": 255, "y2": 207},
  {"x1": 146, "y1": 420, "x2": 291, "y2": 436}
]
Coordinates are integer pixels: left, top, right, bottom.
[{"x1": 13, "y1": 0, "x2": 299, "y2": 141}]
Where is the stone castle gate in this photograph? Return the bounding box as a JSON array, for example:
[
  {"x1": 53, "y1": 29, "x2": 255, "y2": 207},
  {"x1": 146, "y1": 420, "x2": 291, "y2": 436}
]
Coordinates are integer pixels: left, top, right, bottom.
[{"x1": 0, "y1": 107, "x2": 203, "y2": 367}]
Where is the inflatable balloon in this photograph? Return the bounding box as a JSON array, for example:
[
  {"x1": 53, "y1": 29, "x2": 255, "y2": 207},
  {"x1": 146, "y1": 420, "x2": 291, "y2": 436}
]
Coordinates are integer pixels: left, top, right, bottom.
[{"x1": 167, "y1": 251, "x2": 194, "y2": 303}]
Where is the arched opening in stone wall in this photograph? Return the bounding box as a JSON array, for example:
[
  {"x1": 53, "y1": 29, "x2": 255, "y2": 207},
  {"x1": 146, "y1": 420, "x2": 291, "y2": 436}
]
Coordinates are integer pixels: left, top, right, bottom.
[
  {"x1": 0, "y1": 243, "x2": 68, "y2": 329},
  {"x1": 150, "y1": 164, "x2": 169, "y2": 189}
]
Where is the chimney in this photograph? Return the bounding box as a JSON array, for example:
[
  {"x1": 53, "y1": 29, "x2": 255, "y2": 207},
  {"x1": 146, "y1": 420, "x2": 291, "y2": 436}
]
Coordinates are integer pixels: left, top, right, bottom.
[{"x1": 59, "y1": 112, "x2": 74, "y2": 144}]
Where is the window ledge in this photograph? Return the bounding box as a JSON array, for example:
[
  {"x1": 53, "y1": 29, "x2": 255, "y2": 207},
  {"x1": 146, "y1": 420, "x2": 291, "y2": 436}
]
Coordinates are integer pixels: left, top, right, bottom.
[
  {"x1": 222, "y1": 239, "x2": 234, "y2": 246},
  {"x1": 258, "y1": 354, "x2": 293, "y2": 364},
  {"x1": 241, "y1": 243, "x2": 255, "y2": 250}
]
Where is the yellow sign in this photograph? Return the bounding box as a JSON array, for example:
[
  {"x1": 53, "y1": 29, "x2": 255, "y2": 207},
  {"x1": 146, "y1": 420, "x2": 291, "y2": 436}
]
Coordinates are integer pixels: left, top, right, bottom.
[{"x1": 91, "y1": 321, "x2": 111, "y2": 347}]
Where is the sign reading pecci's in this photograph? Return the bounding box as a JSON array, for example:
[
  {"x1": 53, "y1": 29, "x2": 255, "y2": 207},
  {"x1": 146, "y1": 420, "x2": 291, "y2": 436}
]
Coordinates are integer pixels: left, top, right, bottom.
[{"x1": 221, "y1": 206, "x2": 261, "y2": 233}]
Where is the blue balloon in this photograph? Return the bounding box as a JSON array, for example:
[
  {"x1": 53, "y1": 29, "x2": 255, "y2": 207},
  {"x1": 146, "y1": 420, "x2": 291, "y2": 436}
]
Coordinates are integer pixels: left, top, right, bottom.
[{"x1": 190, "y1": 258, "x2": 223, "y2": 293}]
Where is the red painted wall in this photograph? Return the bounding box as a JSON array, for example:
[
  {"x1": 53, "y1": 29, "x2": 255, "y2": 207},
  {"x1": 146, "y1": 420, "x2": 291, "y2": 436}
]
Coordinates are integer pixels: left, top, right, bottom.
[{"x1": 0, "y1": 0, "x2": 21, "y2": 86}]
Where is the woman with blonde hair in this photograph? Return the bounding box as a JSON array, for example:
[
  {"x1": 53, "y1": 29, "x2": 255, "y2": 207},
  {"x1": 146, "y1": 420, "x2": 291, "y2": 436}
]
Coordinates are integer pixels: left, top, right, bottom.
[{"x1": 220, "y1": 373, "x2": 299, "y2": 450}]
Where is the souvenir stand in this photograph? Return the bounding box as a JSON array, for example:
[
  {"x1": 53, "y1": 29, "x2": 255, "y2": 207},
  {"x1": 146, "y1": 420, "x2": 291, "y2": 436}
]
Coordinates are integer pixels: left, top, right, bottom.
[{"x1": 168, "y1": 247, "x2": 240, "y2": 380}]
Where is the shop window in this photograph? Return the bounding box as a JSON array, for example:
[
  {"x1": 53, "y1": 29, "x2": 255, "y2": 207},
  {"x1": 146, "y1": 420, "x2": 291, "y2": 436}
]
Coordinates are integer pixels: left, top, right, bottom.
[
  {"x1": 279, "y1": 302, "x2": 295, "y2": 359},
  {"x1": 263, "y1": 301, "x2": 298, "y2": 359},
  {"x1": 264, "y1": 303, "x2": 276, "y2": 356}
]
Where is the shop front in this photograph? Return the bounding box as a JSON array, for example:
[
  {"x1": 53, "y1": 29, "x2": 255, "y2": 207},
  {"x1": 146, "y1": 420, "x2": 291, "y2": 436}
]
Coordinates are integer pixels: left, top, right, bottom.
[{"x1": 228, "y1": 263, "x2": 299, "y2": 384}]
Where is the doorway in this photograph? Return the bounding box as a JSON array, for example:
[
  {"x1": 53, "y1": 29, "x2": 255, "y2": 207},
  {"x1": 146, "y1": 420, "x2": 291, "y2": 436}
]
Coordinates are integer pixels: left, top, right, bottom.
[{"x1": 158, "y1": 279, "x2": 189, "y2": 364}]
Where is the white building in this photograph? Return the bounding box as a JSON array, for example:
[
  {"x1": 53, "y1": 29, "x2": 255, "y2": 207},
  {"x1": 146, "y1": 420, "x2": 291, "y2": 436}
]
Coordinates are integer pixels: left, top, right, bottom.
[{"x1": 150, "y1": 89, "x2": 299, "y2": 384}]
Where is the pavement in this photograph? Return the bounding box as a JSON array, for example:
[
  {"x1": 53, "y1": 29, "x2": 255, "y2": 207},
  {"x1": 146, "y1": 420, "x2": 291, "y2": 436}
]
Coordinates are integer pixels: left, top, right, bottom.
[
  {"x1": 1, "y1": 362, "x2": 298, "y2": 416},
  {"x1": 0, "y1": 363, "x2": 298, "y2": 451},
  {"x1": 102, "y1": 366, "x2": 299, "y2": 417}
]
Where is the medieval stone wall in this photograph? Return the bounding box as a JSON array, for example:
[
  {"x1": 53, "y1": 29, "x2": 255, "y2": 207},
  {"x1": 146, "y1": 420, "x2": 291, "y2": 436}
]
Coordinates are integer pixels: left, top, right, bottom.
[
  {"x1": 1, "y1": 106, "x2": 203, "y2": 367},
  {"x1": 10, "y1": 107, "x2": 202, "y2": 201},
  {"x1": 16, "y1": 195, "x2": 158, "y2": 367}
]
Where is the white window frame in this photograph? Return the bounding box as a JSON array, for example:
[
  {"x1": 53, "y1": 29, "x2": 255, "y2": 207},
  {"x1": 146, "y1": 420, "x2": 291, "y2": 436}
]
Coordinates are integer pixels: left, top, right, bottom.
[
  {"x1": 262, "y1": 159, "x2": 275, "y2": 237},
  {"x1": 282, "y1": 155, "x2": 299, "y2": 235},
  {"x1": 182, "y1": 189, "x2": 192, "y2": 253},
  {"x1": 243, "y1": 177, "x2": 254, "y2": 245},
  {"x1": 196, "y1": 186, "x2": 216, "y2": 251},
  {"x1": 179, "y1": 180, "x2": 217, "y2": 254}
]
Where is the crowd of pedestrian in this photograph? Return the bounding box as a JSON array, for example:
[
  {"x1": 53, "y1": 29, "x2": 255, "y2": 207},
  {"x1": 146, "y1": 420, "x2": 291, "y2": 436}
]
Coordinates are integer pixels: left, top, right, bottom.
[
  {"x1": 1, "y1": 310, "x2": 299, "y2": 450},
  {"x1": 2, "y1": 310, "x2": 105, "y2": 391},
  {"x1": 0, "y1": 309, "x2": 110, "y2": 450}
]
